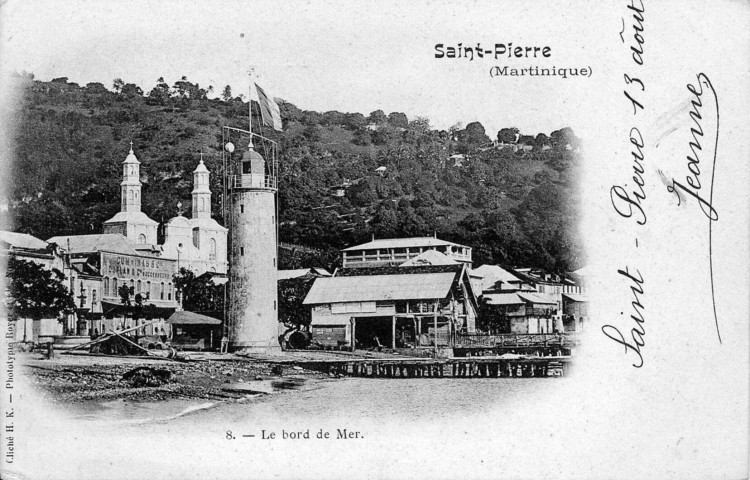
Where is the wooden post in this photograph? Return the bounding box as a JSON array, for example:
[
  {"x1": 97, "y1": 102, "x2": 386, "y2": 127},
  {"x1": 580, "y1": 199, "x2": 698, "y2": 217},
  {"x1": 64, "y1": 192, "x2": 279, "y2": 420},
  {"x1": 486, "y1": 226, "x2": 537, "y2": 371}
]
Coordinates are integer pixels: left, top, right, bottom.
[
  {"x1": 351, "y1": 318, "x2": 356, "y2": 351},
  {"x1": 391, "y1": 316, "x2": 396, "y2": 350},
  {"x1": 433, "y1": 302, "x2": 438, "y2": 356}
]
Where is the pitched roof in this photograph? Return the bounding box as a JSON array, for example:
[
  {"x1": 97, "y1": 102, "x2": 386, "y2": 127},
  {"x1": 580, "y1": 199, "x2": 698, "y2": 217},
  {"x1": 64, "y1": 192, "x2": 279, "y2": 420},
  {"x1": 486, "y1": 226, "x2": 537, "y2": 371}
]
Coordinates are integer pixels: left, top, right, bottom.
[
  {"x1": 47, "y1": 234, "x2": 140, "y2": 255},
  {"x1": 303, "y1": 271, "x2": 458, "y2": 305},
  {"x1": 400, "y1": 250, "x2": 457, "y2": 267},
  {"x1": 484, "y1": 292, "x2": 525, "y2": 305},
  {"x1": 278, "y1": 269, "x2": 312, "y2": 280},
  {"x1": 517, "y1": 292, "x2": 558, "y2": 305},
  {"x1": 470, "y1": 265, "x2": 522, "y2": 292},
  {"x1": 562, "y1": 293, "x2": 589, "y2": 302},
  {"x1": 103, "y1": 211, "x2": 158, "y2": 226},
  {"x1": 167, "y1": 310, "x2": 222, "y2": 325},
  {"x1": 342, "y1": 236, "x2": 466, "y2": 251},
  {"x1": 0, "y1": 230, "x2": 48, "y2": 250}
]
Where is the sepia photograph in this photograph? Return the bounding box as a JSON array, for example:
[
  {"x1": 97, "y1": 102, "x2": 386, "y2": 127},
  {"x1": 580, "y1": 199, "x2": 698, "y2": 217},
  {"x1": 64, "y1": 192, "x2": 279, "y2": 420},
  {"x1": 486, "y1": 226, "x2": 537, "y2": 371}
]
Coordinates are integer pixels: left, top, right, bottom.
[{"x1": 0, "y1": 1, "x2": 748, "y2": 479}]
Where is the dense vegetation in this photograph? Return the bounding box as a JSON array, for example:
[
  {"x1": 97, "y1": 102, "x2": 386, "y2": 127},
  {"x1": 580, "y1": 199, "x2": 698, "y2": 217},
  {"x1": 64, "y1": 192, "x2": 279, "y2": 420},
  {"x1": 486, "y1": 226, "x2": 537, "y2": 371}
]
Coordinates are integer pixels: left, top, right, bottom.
[{"x1": 4, "y1": 74, "x2": 584, "y2": 272}]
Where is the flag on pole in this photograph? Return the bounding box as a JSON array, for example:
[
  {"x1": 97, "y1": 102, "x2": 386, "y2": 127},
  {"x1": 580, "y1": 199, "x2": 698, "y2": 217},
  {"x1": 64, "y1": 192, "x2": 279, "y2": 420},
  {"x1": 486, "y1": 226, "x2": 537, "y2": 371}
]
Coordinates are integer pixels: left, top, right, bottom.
[{"x1": 254, "y1": 83, "x2": 283, "y2": 131}]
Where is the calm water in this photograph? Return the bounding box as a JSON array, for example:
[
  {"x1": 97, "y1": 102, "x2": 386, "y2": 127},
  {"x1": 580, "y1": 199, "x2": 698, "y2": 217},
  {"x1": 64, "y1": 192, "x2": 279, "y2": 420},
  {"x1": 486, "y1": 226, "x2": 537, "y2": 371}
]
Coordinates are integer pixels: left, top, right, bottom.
[{"x1": 68, "y1": 376, "x2": 564, "y2": 426}]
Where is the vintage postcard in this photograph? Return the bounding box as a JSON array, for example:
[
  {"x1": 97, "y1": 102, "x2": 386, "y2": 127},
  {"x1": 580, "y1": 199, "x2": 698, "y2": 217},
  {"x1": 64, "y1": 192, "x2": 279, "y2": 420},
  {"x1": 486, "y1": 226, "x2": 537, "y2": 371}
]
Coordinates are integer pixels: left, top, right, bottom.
[{"x1": 0, "y1": 1, "x2": 748, "y2": 479}]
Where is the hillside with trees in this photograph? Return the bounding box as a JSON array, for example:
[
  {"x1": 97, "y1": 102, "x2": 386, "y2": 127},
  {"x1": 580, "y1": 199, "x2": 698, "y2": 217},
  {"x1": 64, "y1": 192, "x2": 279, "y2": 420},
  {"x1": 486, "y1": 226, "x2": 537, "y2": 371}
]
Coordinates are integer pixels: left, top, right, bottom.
[{"x1": 3, "y1": 73, "x2": 584, "y2": 273}]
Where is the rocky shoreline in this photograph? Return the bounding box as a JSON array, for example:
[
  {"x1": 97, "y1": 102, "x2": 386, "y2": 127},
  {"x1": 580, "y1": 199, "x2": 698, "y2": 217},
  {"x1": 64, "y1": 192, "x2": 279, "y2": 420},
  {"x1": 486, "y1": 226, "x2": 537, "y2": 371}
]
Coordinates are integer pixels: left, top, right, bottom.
[{"x1": 23, "y1": 352, "x2": 328, "y2": 404}]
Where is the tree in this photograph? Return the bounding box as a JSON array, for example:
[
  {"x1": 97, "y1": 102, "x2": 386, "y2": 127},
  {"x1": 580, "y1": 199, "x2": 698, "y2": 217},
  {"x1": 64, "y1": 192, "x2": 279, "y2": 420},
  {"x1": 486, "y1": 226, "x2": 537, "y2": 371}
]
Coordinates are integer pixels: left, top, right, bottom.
[
  {"x1": 85, "y1": 82, "x2": 109, "y2": 94},
  {"x1": 278, "y1": 276, "x2": 316, "y2": 330},
  {"x1": 343, "y1": 112, "x2": 366, "y2": 130},
  {"x1": 368, "y1": 109, "x2": 387, "y2": 124},
  {"x1": 497, "y1": 127, "x2": 519, "y2": 144},
  {"x1": 112, "y1": 78, "x2": 125, "y2": 93},
  {"x1": 221, "y1": 85, "x2": 233, "y2": 102},
  {"x1": 118, "y1": 283, "x2": 133, "y2": 306},
  {"x1": 120, "y1": 83, "x2": 143, "y2": 97},
  {"x1": 409, "y1": 116, "x2": 431, "y2": 133},
  {"x1": 533, "y1": 133, "x2": 551, "y2": 149},
  {"x1": 387, "y1": 112, "x2": 408, "y2": 128},
  {"x1": 148, "y1": 77, "x2": 171, "y2": 105},
  {"x1": 460, "y1": 121, "x2": 490, "y2": 146},
  {"x1": 5, "y1": 258, "x2": 74, "y2": 321},
  {"x1": 173, "y1": 268, "x2": 224, "y2": 312}
]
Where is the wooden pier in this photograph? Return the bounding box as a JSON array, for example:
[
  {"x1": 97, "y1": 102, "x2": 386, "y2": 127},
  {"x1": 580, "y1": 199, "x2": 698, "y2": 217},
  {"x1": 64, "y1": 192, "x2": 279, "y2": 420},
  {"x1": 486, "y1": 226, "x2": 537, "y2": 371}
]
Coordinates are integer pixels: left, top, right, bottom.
[{"x1": 281, "y1": 356, "x2": 573, "y2": 378}]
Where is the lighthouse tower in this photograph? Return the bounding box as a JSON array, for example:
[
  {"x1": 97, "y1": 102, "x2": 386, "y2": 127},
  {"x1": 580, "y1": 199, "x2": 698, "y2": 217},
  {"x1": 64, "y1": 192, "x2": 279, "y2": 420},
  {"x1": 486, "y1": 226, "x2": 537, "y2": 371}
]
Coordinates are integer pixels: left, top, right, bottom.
[{"x1": 227, "y1": 137, "x2": 280, "y2": 353}]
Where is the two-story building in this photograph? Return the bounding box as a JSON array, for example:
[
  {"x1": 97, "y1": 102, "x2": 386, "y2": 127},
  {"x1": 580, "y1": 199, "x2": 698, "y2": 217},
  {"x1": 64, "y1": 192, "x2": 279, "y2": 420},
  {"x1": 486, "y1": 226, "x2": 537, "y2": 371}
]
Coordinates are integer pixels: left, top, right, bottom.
[{"x1": 341, "y1": 236, "x2": 472, "y2": 269}]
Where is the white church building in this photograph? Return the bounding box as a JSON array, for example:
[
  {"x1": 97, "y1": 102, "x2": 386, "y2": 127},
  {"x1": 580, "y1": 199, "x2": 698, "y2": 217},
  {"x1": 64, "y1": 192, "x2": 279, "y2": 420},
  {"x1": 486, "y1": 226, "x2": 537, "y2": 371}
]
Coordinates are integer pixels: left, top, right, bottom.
[{"x1": 103, "y1": 143, "x2": 227, "y2": 278}]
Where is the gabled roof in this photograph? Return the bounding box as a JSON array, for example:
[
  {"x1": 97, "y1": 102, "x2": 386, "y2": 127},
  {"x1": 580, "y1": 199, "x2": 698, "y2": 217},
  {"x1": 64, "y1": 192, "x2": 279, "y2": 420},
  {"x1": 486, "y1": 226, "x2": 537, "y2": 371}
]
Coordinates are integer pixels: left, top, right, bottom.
[
  {"x1": 484, "y1": 292, "x2": 525, "y2": 305},
  {"x1": 517, "y1": 292, "x2": 558, "y2": 305},
  {"x1": 303, "y1": 272, "x2": 458, "y2": 305},
  {"x1": 0, "y1": 230, "x2": 48, "y2": 250},
  {"x1": 562, "y1": 293, "x2": 589, "y2": 302},
  {"x1": 103, "y1": 211, "x2": 158, "y2": 226},
  {"x1": 47, "y1": 234, "x2": 140, "y2": 256},
  {"x1": 278, "y1": 269, "x2": 313, "y2": 280},
  {"x1": 470, "y1": 265, "x2": 522, "y2": 292},
  {"x1": 167, "y1": 310, "x2": 221, "y2": 325},
  {"x1": 401, "y1": 250, "x2": 457, "y2": 267},
  {"x1": 342, "y1": 236, "x2": 467, "y2": 252}
]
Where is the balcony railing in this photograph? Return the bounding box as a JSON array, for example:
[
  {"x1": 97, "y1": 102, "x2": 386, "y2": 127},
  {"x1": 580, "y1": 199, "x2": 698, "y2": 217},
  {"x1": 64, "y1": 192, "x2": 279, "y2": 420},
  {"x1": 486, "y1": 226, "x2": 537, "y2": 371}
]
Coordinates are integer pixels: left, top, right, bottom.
[{"x1": 230, "y1": 174, "x2": 277, "y2": 190}]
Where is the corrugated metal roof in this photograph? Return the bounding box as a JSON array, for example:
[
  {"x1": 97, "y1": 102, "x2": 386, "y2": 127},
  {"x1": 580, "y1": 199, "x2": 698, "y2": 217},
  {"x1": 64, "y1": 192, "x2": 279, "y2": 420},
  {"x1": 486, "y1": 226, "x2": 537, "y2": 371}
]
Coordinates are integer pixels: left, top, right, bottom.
[
  {"x1": 278, "y1": 269, "x2": 311, "y2": 280},
  {"x1": 0, "y1": 230, "x2": 48, "y2": 250},
  {"x1": 47, "y1": 234, "x2": 140, "y2": 255},
  {"x1": 167, "y1": 311, "x2": 222, "y2": 325},
  {"x1": 303, "y1": 272, "x2": 457, "y2": 304},
  {"x1": 484, "y1": 292, "x2": 524, "y2": 305},
  {"x1": 342, "y1": 237, "x2": 466, "y2": 251},
  {"x1": 470, "y1": 265, "x2": 522, "y2": 292},
  {"x1": 562, "y1": 293, "x2": 589, "y2": 302},
  {"x1": 517, "y1": 292, "x2": 558, "y2": 305},
  {"x1": 400, "y1": 250, "x2": 457, "y2": 267}
]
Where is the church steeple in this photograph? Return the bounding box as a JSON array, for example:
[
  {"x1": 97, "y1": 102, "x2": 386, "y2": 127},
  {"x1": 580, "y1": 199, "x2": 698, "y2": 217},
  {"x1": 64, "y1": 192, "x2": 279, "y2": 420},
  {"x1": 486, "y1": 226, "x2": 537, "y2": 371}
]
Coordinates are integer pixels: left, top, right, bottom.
[
  {"x1": 192, "y1": 154, "x2": 211, "y2": 219},
  {"x1": 121, "y1": 141, "x2": 142, "y2": 213}
]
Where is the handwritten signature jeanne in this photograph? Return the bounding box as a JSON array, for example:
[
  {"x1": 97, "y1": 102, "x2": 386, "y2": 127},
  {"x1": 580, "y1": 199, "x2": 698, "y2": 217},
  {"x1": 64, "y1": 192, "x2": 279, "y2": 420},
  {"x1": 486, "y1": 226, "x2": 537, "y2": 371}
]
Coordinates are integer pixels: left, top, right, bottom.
[{"x1": 667, "y1": 73, "x2": 721, "y2": 343}]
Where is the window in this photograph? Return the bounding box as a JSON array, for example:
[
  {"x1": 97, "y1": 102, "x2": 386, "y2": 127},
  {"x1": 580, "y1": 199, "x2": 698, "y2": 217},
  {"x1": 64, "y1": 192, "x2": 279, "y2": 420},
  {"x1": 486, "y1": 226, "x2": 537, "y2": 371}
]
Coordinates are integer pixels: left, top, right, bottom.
[
  {"x1": 128, "y1": 189, "x2": 134, "y2": 203},
  {"x1": 79, "y1": 282, "x2": 86, "y2": 306},
  {"x1": 192, "y1": 227, "x2": 200, "y2": 248},
  {"x1": 104, "y1": 277, "x2": 109, "y2": 296},
  {"x1": 240, "y1": 247, "x2": 244, "y2": 256},
  {"x1": 137, "y1": 280, "x2": 141, "y2": 293},
  {"x1": 113, "y1": 278, "x2": 118, "y2": 295},
  {"x1": 168, "y1": 283, "x2": 172, "y2": 301},
  {"x1": 240, "y1": 204, "x2": 244, "y2": 213},
  {"x1": 209, "y1": 238, "x2": 216, "y2": 261},
  {"x1": 160, "y1": 282, "x2": 165, "y2": 300},
  {"x1": 147, "y1": 281, "x2": 151, "y2": 298},
  {"x1": 92, "y1": 290, "x2": 97, "y2": 305},
  {"x1": 138, "y1": 233, "x2": 146, "y2": 244}
]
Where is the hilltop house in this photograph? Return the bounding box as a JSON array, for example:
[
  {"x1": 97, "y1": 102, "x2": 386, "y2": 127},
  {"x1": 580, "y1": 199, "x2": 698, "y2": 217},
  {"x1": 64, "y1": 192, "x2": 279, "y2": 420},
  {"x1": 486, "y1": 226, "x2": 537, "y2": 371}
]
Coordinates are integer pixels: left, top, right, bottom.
[{"x1": 341, "y1": 236, "x2": 472, "y2": 269}]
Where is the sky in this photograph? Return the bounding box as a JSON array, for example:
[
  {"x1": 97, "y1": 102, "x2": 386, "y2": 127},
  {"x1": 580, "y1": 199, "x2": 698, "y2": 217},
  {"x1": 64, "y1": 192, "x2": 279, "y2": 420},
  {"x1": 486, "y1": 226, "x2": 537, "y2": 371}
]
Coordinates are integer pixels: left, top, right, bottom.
[{"x1": 0, "y1": 0, "x2": 604, "y2": 136}]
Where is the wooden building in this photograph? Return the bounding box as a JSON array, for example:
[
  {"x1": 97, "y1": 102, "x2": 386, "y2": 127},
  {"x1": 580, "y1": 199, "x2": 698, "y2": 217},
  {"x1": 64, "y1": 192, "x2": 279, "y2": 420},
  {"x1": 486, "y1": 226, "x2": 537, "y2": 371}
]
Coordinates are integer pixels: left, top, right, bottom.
[
  {"x1": 483, "y1": 291, "x2": 561, "y2": 334},
  {"x1": 303, "y1": 264, "x2": 478, "y2": 350}
]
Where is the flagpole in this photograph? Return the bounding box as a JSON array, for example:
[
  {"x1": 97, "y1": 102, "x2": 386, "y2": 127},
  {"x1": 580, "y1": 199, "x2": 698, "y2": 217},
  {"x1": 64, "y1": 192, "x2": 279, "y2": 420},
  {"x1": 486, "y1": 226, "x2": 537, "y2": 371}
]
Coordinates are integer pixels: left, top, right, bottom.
[{"x1": 247, "y1": 66, "x2": 255, "y2": 146}]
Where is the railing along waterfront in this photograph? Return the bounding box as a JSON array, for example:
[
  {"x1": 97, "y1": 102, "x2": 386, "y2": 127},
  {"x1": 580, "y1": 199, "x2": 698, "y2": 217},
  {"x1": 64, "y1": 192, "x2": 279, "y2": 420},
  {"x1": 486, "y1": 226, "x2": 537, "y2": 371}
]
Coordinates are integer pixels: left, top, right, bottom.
[{"x1": 455, "y1": 333, "x2": 579, "y2": 348}]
